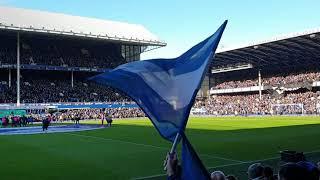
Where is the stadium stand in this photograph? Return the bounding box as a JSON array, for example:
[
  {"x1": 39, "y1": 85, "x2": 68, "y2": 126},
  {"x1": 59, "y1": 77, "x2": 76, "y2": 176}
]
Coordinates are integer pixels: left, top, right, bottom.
[
  {"x1": 55, "y1": 108, "x2": 145, "y2": 120},
  {"x1": 213, "y1": 71, "x2": 320, "y2": 89},
  {"x1": 0, "y1": 7, "x2": 165, "y2": 114},
  {"x1": 0, "y1": 31, "x2": 131, "y2": 68},
  {"x1": 195, "y1": 90, "x2": 319, "y2": 116},
  {"x1": 198, "y1": 28, "x2": 320, "y2": 116},
  {"x1": 201, "y1": 71, "x2": 320, "y2": 116},
  {"x1": 2, "y1": 6, "x2": 320, "y2": 180},
  {"x1": 1, "y1": 6, "x2": 320, "y2": 119},
  {"x1": 0, "y1": 79, "x2": 130, "y2": 103}
]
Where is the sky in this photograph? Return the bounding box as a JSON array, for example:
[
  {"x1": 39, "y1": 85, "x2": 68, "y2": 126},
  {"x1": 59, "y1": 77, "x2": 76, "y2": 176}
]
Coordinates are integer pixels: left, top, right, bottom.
[{"x1": 1, "y1": 0, "x2": 320, "y2": 60}]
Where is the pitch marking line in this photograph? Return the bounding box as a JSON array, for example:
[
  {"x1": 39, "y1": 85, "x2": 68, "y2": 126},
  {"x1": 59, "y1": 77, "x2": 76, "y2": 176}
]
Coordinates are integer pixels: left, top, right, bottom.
[
  {"x1": 132, "y1": 149, "x2": 320, "y2": 180},
  {"x1": 65, "y1": 133, "x2": 165, "y2": 150},
  {"x1": 207, "y1": 149, "x2": 320, "y2": 169},
  {"x1": 66, "y1": 133, "x2": 243, "y2": 163},
  {"x1": 133, "y1": 173, "x2": 166, "y2": 180}
]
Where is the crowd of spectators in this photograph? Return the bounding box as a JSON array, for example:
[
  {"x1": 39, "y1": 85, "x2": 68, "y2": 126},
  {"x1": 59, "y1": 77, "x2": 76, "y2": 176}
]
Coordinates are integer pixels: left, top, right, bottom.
[
  {"x1": 55, "y1": 109, "x2": 104, "y2": 121},
  {"x1": 55, "y1": 108, "x2": 145, "y2": 121},
  {"x1": 1, "y1": 107, "x2": 145, "y2": 128},
  {"x1": 165, "y1": 152, "x2": 320, "y2": 180},
  {"x1": 0, "y1": 79, "x2": 130, "y2": 103},
  {"x1": 195, "y1": 91, "x2": 320, "y2": 115},
  {"x1": 46, "y1": 90, "x2": 320, "y2": 119},
  {"x1": 214, "y1": 71, "x2": 320, "y2": 90},
  {"x1": 0, "y1": 34, "x2": 126, "y2": 69},
  {"x1": 264, "y1": 72, "x2": 320, "y2": 87},
  {"x1": 104, "y1": 108, "x2": 145, "y2": 118},
  {"x1": 19, "y1": 89, "x2": 317, "y2": 120},
  {"x1": 1, "y1": 115, "x2": 31, "y2": 128},
  {"x1": 215, "y1": 79, "x2": 258, "y2": 89},
  {"x1": 1, "y1": 79, "x2": 319, "y2": 116}
]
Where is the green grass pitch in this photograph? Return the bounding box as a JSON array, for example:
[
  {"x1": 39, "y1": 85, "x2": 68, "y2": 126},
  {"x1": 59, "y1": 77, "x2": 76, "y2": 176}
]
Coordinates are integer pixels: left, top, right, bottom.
[{"x1": 1, "y1": 116, "x2": 320, "y2": 179}]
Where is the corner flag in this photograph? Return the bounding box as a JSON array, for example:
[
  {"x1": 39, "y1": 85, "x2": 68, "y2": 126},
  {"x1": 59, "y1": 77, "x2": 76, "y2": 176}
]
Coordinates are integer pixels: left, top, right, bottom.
[{"x1": 90, "y1": 21, "x2": 227, "y2": 179}]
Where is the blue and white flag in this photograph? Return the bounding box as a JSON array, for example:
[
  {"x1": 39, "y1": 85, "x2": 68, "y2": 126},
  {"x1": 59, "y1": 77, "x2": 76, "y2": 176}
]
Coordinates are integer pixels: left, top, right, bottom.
[{"x1": 90, "y1": 21, "x2": 227, "y2": 179}]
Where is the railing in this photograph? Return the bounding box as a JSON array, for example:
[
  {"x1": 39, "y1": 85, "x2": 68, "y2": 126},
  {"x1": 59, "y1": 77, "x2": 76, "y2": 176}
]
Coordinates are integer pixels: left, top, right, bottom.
[
  {"x1": 0, "y1": 64, "x2": 110, "y2": 72},
  {"x1": 210, "y1": 86, "x2": 263, "y2": 94},
  {"x1": 210, "y1": 81, "x2": 320, "y2": 95}
]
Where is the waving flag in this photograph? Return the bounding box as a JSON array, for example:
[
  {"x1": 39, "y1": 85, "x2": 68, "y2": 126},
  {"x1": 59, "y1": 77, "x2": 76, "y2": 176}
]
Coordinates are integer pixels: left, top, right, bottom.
[{"x1": 90, "y1": 21, "x2": 227, "y2": 179}]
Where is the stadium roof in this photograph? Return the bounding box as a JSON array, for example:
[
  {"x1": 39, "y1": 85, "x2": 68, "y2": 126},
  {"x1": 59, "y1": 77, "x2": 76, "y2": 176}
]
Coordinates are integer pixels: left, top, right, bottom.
[
  {"x1": 214, "y1": 28, "x2": 320, "y2": 69},
  {"x1": 0, "y1": 6, "x2": 166, "y2": 46}
]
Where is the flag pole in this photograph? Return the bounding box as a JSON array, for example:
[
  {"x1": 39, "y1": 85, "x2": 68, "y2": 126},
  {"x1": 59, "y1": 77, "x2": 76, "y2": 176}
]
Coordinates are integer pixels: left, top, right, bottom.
[{"x1": 170, "y1": 132, "x2": 181, "y2": 153}]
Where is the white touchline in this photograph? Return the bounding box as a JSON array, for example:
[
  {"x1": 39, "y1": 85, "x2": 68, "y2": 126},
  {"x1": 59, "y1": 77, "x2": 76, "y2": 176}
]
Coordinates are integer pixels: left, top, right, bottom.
[
  {"x1": 66, "y1": 133, "x2": 243, "y2": 163},
  {"x1": 200, "y1": 153, "x2": 244, "y2": 163},
  {"x1": 132, "y1": 173, "x2": 166, "y2": 180},
  {"x1": 207, "y1": 149, "x2": 320, "y2": 169},
  {"x1": 66, "y1": 133, "x2": 167, "y2": 150}
]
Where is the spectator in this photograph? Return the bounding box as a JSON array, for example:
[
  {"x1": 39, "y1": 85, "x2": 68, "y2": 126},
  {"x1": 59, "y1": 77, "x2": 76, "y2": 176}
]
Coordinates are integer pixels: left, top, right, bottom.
[
  {"x1": 211, "y1": 171, "x2": 226, "y2": 180},
  {"x1": 297, "y1": 161, "x2": 320, "y2": 180},
  {"x1": 278, "y1": 163, "x2": 308, "y2": 180},
  {"x1": 263, "y1": 166, "x2": 275, "y2": 180},
  {"x1": 42, "y1": 116, "x2": 50, "y2": 132},
  {"x1": 247, "y1": 163, "x2": 264, "y2": 180}
]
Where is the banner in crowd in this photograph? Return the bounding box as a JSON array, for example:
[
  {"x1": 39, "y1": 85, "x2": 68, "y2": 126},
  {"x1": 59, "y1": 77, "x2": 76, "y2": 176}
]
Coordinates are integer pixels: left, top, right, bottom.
[{"x1": 0, "y1": 109, "x2": 26, "y2": 118}]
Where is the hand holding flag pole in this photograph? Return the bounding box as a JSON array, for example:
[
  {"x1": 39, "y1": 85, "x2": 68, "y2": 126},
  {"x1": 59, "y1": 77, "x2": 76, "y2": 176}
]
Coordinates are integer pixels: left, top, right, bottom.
[
  {"x1": 163, "y1": 132, "x2": 180, "y2": 171},
  {"x1": 90, "y1": 20, "x2": 227, "y2": 179}
]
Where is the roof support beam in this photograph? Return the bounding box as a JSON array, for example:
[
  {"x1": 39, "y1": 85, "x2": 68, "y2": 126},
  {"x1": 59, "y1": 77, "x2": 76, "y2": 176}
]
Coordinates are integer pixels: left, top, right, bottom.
[
  {"x1": 265, "y1": 43, "x2": 299, "y2": 57},
  {"x1": 230, "y1": 50, "x2": 268, "y2": 66},
  {"x1": 255, "y1": 45, "x2": 290, "y2": 59},
  {"x1": 213, "y1": 57, "x2": 243, "y2": 68},
  {"x1": 215, "y1": 53, "x2": 248, "y2": 64},
  {"x1": 238, "y1": 48, "x2": 279, "y2": 63},
  {"x1": 284, "y1": 39, "x2": 320, "y2": 58},
  {"x1": 302, "y1": 37, "x2": 320, "y2": 52}
]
